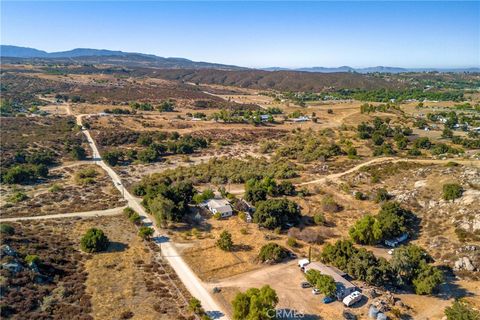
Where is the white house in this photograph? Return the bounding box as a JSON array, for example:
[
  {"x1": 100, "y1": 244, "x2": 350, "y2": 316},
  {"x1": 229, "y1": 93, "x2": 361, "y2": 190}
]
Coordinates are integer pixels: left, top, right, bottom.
[{"x1": 205, "y1": 198, "x2": 233, "y2": 218}]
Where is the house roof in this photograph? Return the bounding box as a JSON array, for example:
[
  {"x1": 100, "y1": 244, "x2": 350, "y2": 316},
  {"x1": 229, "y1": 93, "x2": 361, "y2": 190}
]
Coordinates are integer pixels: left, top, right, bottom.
[{"x1": 206, "y1": 198, "x2": 232, "y2": 213}]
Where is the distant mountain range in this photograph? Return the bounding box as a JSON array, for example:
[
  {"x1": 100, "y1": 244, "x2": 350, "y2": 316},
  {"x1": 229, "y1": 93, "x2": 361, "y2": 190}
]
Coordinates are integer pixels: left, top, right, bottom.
[
  {"x1": 264, "y1": 66, "x2": 480, "y2": 73},
  {"x1": 1, "y1": 45, "x2": 478, "y2": 73},
  {"x1": 0, "y1": 45, "x2": 244, "y2": 70}
]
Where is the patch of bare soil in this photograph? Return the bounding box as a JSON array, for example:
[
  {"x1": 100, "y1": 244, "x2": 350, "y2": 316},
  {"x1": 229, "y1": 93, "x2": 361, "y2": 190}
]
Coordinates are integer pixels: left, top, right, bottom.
[
  {"x1": 0, "y1": 165, "x2": 126, "y2": 218},
  {"x1": 72, "y1": 215, "x2": 194, "y2": 320}
]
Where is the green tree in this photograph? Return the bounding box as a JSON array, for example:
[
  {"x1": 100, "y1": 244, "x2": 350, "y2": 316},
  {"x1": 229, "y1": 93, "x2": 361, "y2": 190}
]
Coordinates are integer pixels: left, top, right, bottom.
[
  {"x1": 258, "y1": 243, "x2": 288, "y2": 263},
  {"x1": 349, "y1": 215, "x2": 383, "y2": 245},
  {"x1": 390, "y1": 244, "x2": 429, "y2": 285},
  {"x1": 217, "y1": 230, "x2": 233, "y2": 251},
  {"x1": 80, "y1": 228, "x2": 109, "y2": 253},
  {"x1": 232, "y1": 285, "x2": 278, "y2": 320},
  {"x1": 315, "y1": 274, "x2": 337, "y2": 298},
  {"x1": 253, "y1": 198, "x2": 301, "y2": 229},
  {"x1": 412, "y1": 262, "x2": 443, "y2": 295}
]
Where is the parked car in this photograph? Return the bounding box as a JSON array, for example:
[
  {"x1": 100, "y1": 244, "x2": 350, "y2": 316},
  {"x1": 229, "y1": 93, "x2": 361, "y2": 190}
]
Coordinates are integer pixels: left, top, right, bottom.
[
  {"x1": 323, "y1": 296, "x2": 335, "y2": 304},
  {"x1": 342, "y1": 291, "x2": 362, "y2": 307},
  {"x1": 298, "y1": 258, "x2": 310, "y2": 268},
  {"x1": 301, "y1": 281, "x2": 312, "y2": 288},
  {"x1": 312, "y1": 288, "x2": 321, "y2": 295},
  {"x1": 388, "y1": 249, "x2": 394, "y2": 255}
]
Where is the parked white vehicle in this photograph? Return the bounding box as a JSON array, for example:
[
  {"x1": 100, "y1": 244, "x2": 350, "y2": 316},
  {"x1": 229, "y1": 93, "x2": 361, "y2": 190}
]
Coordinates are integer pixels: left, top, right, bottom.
[
  {"x1": 298, "y1": 258, "x2": 310, "y2": 268},
  {"x1": 342, "y1": 291, "x2": 362, "y2": 307}
]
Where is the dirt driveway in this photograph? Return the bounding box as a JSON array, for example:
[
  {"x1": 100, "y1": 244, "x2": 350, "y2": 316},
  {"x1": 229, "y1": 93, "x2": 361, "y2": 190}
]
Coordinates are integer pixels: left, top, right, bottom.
[{"x1": 208, "y1": 261, "x2": 369, "y2": 319}]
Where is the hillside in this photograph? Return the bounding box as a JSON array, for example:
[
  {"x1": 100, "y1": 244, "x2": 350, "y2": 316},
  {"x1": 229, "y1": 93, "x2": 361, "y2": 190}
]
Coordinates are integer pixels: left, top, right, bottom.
[{"x1": 150, "y1": 68, "x2": 408, "y2": 91}]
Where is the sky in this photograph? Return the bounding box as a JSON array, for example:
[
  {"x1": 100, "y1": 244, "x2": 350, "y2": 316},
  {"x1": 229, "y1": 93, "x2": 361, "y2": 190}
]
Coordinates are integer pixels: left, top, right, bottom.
[{"x1": 1, "y1": 1, "x2": 479, "y2": 68}]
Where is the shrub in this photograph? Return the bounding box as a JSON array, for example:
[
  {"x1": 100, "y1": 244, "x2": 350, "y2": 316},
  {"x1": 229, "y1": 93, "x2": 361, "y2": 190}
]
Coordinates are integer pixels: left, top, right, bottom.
[
  {"x1": 9, "y1": 191, "x2": 28, "y2": 203},
  {"x1": 354, "y1": 191, "x2": 366, "y2": 200},
  {"x1": 0, "y1": 223, "x2": 15, "y2": 235},
  {"x1": 138, "y1": 227, "x2": 154, "y2": 240},
  {"x1": 287, "y1": 237, "x2": 298, "y2": 247},
  {"x1": 322, "y1": 195, "x2": 341, "y2": 213},
  {"x1": 188, "y1": 297, "x2": 204, "y2": 315},
  {"x1": 445, "y1": 300, "x2": 480, "y2": 320},
  {"x1": 216, "y1": 231, "x2": 233, "y2": 251},
  {"x1": 313, "y1": 213, "x2": 326, "y2": 225},
  {"x1": 123, "y1": 207, "x2": 135, "y2": 218},
  {"x1": 49, "y1": 183, "x2": 62, "y2": 192},
  {"x1": 80, "y1": 228, "x2": 109, "y2": 253},
  {"x1": 74, "y1": 167, "x2": 98, "y2": 185},
  {"x1": 129, "y1": 212, "x2": 142, "y2": 224},
  {"x1": 375, "y1": 188, "x2": 390, "y2": 203},
  {"x1": 25, "y1": 255, "x2": 40, "y2": 265},
  {"x1": 258, "y1": 243, "x2": 288, "y2": 263},
  {"x1": 442, "y1": 183, "x2": 463, "y2": 201}
]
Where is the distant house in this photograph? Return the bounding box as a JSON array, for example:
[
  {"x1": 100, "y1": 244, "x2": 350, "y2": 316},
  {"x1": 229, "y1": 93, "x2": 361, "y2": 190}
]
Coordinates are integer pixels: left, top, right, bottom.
[
  {"x1": 304, "y1": 262, "x2": 358, "y2": 300},
  {"x1": 205, "y1": 198, "x2": 233, "y2": 218},
  {"x1": 291, "y1": 116, "x2": 309, "y2": 122},
  {"x1": 385, "y1": 233, "x2": 408, "y2": 248},
  {"x1": 260, "y1": 115, "x2": 271, "y2": 122}
]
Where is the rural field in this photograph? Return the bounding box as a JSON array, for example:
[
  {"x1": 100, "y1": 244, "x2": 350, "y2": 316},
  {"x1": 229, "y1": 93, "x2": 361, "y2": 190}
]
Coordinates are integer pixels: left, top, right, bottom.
[{"x1": 1, "y1": 46, "x2": 480, "y2": 320}]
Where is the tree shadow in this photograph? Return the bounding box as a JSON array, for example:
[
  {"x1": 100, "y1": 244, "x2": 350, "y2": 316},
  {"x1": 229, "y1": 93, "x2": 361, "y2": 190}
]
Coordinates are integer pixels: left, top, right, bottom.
[
  {"x1": 206, "y1": 310, "x2": 225, "y2": 319},
  {"x1": 106, "y1": 241, "x2": 129, "y2": 253},
  {"x1": 435, "y1": 268, "x2": 475, "y2": 300},
  {"x1": 232, "y1": 244, "x2": 253, "y2": 252}
]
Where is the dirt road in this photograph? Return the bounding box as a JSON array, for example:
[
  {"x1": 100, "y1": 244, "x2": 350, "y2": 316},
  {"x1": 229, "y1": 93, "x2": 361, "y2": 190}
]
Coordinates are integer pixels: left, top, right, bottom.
[{"x1": 75, "y1": 114, "x2": 229, "y2": 319}]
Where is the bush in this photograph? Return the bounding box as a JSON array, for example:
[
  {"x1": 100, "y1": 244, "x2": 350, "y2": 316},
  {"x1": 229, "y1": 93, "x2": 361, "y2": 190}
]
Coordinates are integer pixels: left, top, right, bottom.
[
  {"x1": 445, "y1": 300, "x2": 480, "y2": 320},
  {"x1": 9, "y1": 191, "x2": 28, "y2": 203},
  {"x1": 74, "y1": 167, "x2": 98, "y2": 185},
  {"x1": 216, "y1": 231, "x2": 233, "y2": 251},
  {"x1": 129, "y1": 212, "x2": 142, "y2": 225},
  {"x1": 80, "y1": 228, "x2": 109, "y2": 253},
  {"x1": 258, "y1": 243, "x2": 289, "y2": 263},
  {"x1": 375, "y1": 188, "x2": 390, "y2": 203},
  {"x1": 123, "y1": 207, "x2": 135, "y2": 218},
  {"x1": 442, "y1": 183, "x2": 463, "y2": 201},
  {"x1": 321, "y1": 195, "x2": 341, "y2": 213},
  {"x1": 138, "y1": 226, "x2": 154, "y2": 240},
  {"x1": 0, "y1": 223, "x2": 15, "y2": 235},
  {"x1": 49, "y1": 183, "x2": 62, "y2": 193},
  {"x1": 24, "y1": 255, "x2": 40, "y2": 265},
  {"x1": 188, "y1": 297, "x2": 204, "y2": 315},
  {"x1": 313, "y1": 213, "x2": 326, "y2": 225},
  {"x1": 286, "y1": 237, "x2": 298, "y2": 247},
  {"x1": 354, "y1": 191, "x2": 366, "y2": 200}
]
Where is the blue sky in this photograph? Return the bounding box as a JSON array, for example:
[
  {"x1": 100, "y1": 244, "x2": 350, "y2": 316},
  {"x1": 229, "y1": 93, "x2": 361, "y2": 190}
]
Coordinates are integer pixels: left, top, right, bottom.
[{"x1": 1, "y1": 1, "x2": 479, "y2": 68}]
